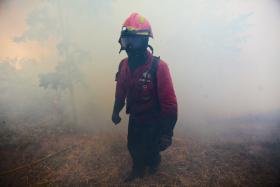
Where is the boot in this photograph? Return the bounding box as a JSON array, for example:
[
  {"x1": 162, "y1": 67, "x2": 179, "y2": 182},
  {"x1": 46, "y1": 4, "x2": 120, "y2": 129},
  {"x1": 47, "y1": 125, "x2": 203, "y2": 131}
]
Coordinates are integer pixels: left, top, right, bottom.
[
  {"x1": 124, "y1": 166, "x2": 145, "y2": 182},
  {"x1": 148, "y1": 164, "x2": 159, "y2": 175},
  {"x1": 147, "y1": 154, "x2": 161, "y2": 175}
]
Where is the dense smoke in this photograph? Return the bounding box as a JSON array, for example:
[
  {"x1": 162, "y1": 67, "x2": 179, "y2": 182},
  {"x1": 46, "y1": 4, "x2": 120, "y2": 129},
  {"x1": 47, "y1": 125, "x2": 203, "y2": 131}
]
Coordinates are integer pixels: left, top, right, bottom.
[{"x1": 0, "y1": 0, "x2": 280, "y2": 135}]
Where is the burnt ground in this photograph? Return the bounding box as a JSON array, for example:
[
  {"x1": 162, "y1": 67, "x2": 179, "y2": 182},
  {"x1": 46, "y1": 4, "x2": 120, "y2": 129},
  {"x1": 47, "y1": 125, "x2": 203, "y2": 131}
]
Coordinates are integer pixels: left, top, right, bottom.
[{"x1": 0, "y1": 119, "x2": 279, "y2": 187}]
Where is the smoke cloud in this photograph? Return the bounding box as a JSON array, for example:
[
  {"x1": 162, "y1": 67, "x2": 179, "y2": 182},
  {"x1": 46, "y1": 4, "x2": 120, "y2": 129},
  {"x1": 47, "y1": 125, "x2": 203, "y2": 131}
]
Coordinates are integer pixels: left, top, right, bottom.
[{"x1": 0, "y1": 0, "x2": 279, "y2": 136}]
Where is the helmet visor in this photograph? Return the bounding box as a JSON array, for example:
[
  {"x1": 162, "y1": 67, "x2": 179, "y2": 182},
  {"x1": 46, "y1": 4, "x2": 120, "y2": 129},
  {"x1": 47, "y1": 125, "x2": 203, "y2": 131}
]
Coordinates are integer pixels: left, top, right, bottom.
[{"x1": 119, "y1": 36, "x2": 148, "y2": 50}]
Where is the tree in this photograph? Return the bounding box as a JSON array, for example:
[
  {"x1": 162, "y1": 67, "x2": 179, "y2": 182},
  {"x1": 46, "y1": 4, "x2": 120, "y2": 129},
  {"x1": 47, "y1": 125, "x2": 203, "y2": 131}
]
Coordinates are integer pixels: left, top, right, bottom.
[{"x1": 15, "y1": 0, "x2": 92, "y2": 126}]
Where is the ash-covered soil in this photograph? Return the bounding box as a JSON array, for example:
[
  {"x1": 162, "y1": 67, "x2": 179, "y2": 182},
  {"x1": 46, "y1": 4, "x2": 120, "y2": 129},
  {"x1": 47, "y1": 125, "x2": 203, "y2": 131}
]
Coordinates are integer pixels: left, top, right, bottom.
[{"x1": 0, "y1": 120, "x2": 279, "y2": 187}]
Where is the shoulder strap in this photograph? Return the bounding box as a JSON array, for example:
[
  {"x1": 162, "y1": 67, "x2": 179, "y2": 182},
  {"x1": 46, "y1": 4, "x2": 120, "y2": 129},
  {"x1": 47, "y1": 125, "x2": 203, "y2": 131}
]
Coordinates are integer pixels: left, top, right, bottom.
[
  {"x1": 150, "y1": 56, "x2": 160, "y2": 83},
  {"x1": 115, "y1": 59, "x2": 125, "y2": 81},
  {"x1": 150, "y1": 56, "x2": 161, "y2": 111}
]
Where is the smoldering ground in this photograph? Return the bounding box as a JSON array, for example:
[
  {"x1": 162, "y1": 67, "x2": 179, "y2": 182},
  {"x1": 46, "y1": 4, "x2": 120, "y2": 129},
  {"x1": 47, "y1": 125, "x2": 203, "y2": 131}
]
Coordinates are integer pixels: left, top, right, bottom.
[{"x1": 0, "y1": 0, "x2": 280, "y2": 186}]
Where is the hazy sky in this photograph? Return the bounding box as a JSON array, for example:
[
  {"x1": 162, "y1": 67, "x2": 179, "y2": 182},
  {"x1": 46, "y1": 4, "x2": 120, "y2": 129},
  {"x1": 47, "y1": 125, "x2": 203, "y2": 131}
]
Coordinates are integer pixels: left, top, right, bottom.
[{"x1": 0, "y1": 0, "x2": 280, "y2": 129}]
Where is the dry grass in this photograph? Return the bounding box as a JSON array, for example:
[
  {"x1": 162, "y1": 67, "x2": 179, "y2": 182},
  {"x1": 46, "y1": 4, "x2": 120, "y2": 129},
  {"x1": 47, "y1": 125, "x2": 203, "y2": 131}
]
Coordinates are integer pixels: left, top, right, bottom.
[{"x1": 0, "y1": 120, "x2": 279, "y2": 187}]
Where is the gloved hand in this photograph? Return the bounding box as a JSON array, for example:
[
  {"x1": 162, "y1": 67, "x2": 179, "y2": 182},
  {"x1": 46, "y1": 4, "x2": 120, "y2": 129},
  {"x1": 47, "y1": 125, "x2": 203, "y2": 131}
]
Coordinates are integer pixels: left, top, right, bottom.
[
  {"x1": 112, "y1": 113, "x2": 121, "y2": 125},
  {"x1": 159, "y1": 134, "x2": 172, "y2": 151},
  {"x1": 159, "y1": 117, "x2": 177, "y2": 151}
]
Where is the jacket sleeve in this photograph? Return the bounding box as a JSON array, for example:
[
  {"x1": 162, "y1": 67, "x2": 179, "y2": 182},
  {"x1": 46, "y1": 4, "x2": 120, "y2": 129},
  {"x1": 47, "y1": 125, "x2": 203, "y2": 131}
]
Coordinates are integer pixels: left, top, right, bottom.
[
  {"x1": 157, "y1": 60, "x2": 178, "y2": 136},
  {"x1": 115, "y1": 60, "x2": 127, "y2": 106}
]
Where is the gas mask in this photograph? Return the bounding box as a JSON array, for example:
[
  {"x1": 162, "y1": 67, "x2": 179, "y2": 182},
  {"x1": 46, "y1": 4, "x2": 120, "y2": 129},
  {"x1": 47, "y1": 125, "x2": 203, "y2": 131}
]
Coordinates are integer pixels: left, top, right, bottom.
[{"x1": 118, "y1": 28, "x2": 149, "y2": 54}]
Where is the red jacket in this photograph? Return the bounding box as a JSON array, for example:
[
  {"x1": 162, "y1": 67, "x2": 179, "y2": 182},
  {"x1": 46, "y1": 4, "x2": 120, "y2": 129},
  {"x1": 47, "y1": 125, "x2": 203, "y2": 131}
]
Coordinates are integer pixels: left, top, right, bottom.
[{"x1": 115, "y1": 52, "x2": 177, "y2": 122}]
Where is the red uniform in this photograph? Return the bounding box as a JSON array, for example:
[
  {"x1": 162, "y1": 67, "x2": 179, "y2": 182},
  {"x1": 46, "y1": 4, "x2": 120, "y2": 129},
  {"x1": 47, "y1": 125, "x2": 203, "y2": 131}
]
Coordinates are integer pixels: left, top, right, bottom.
[
  {"x1": 115, "y1": 51, "x2": 177, "y2": 175},
  {"x1": 113, "y1": 12, "x2": 177, "y2": 180},
  {"x1": 115, "y1": 51, "x2": 177, "y2": 123}
]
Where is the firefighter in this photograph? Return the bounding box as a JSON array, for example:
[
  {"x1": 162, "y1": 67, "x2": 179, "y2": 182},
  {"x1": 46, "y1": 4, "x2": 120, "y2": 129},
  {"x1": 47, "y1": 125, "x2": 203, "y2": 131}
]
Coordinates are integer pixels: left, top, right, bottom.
[{"x1": 112, "y1": 13, "x2": 178, "y2": 182}]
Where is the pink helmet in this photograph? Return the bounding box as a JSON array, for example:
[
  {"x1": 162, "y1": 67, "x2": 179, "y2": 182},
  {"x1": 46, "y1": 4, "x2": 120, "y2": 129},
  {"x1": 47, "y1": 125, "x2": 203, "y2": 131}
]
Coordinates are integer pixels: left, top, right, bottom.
[{"x1": 122, "y1": 13, "x2": 153, "y2": 38}]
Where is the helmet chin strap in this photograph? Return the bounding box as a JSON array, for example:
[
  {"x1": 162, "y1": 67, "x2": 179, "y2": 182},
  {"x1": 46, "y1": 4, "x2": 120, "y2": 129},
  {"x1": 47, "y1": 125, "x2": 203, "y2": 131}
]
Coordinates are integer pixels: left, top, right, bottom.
[
  {"x1": 148, "y1": 45, "x2": 154, "y2": 54},
  {"x1": 118, "y1": 37, "x2": 125, "y2": 54},
  {"x1": 119, "y1": 47, "x2": 124, "y2": 54}
]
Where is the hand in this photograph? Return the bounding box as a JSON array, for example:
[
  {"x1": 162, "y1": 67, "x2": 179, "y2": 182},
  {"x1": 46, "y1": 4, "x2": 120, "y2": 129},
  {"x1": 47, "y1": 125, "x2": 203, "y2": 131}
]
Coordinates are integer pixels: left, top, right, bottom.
[
  {"x1": 112, "y1": 113, "x2": 121, "y2": 125},
  {"x1": 159, "y1": 134, "x2": 172, "y2": 151}
]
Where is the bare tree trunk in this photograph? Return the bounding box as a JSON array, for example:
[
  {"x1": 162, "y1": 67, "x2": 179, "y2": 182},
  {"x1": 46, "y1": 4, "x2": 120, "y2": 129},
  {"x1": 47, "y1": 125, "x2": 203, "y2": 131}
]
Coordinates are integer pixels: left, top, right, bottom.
[
  {"x1": 54, "y1": 90, "x2": 63, "y2": 125},
  {"x1": 69, "y1": 84, "x2": 78, "y2": 127},
  {"x1": 56, "y1": 0, "x2": 78, "y2": 128}
]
